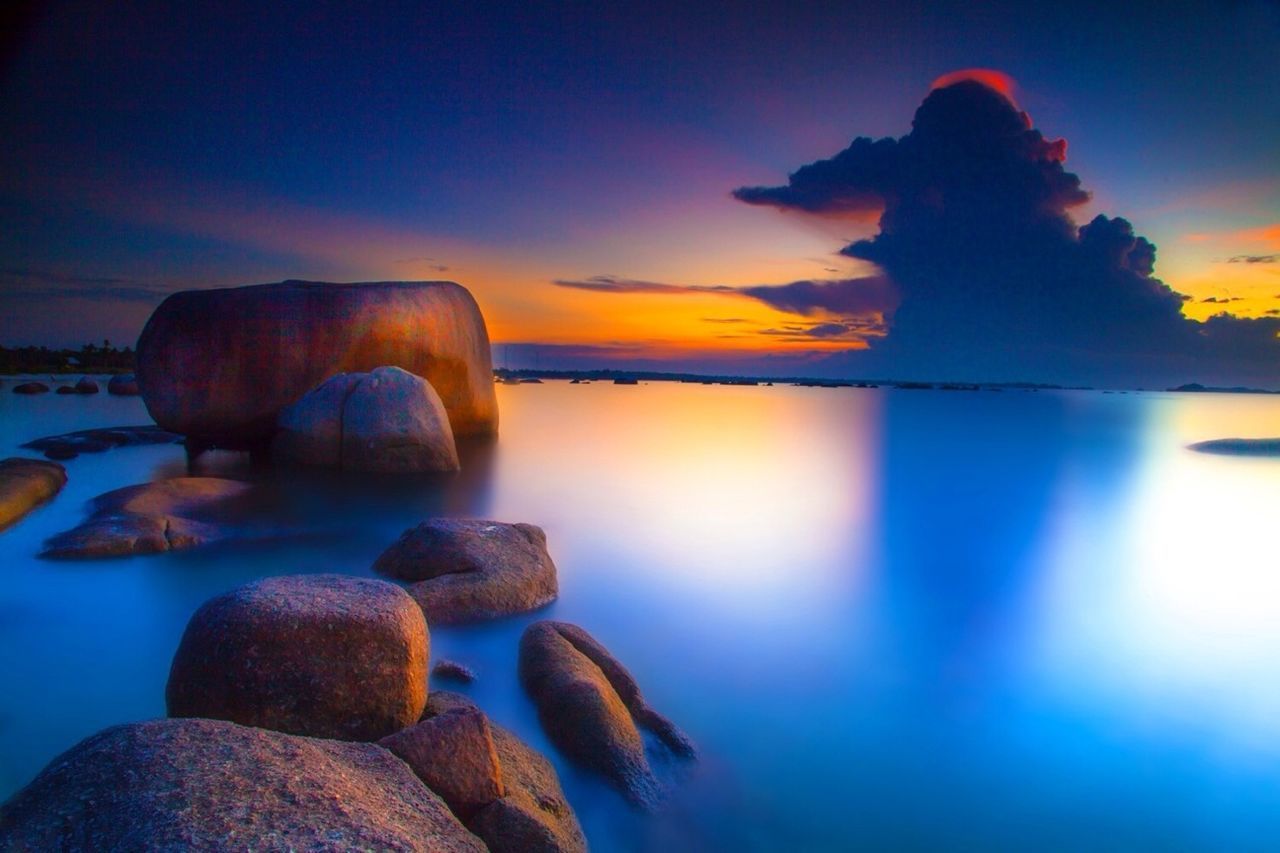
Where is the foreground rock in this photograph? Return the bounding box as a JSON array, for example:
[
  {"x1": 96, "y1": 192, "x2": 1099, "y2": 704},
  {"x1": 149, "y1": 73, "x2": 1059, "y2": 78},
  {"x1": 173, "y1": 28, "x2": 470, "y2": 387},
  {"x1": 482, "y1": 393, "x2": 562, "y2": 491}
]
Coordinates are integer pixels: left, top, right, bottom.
[
  {"x1": 107, "y1": 373, "x2": 140, "y2": 395},
  {"x1": 274, "y1": 366, "x2": 459, "y2": 472},
  {"x1": 426, "y1": 692, "x2": 587, "y2": 853},
  {"x1": 11, "y1": 382, "x2": 49, "y2": 394},
  {"x1": 0, "y1": 718, "x2": 484, "y2": 852},
  {"x1": 1189, "y1": 437, "x2": 1280, "y2": 456},
  {"x1": 520, "y1": 621, "x2": 694, "y2": 807},
  {"x1": 379, "y1": 705, "x2": 504, "y2": 818},
  {"x1": 136, "y1": 280, "x2": 498, "y2": 448},
  {"x1": 22, "y1": 424, "x2": 182, "y2": 461},
  {"x1": 0, "y1": 458, "x2": 66, "y2": 531},
  {"x1": 40, "y1": 477, "x2": 251, "y2": 559},
  {"x1": 375, "y1": 518, "x2": 558, "y2": 623},
  {"x1": 167, "y1": 574, "x2": 428, "y2": 741}
]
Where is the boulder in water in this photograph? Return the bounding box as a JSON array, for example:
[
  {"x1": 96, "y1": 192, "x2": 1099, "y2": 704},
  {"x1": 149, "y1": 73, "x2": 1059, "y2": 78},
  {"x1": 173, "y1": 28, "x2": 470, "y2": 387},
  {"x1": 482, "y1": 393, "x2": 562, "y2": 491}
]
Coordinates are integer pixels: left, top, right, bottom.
[{"x1": 0, "y1": 458, "x2": 67, "y2": 531}]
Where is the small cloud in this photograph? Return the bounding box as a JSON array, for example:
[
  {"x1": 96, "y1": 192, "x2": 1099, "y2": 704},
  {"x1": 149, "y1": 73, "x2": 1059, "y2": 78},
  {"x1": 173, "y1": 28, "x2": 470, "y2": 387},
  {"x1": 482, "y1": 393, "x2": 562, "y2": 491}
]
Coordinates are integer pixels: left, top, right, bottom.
[
  {"x1": 1228, "y1": 254, "x2": 1279, "y2": 264},
  {"x1": 0, "y1": 267, "x2": 172, "y2": 303},
  {"x1": 1202, "y1": 296, "x2": 1243, "y2": 303},
  {"x1": 393, "y1": 256, "x2": 449, "y2": 272}
]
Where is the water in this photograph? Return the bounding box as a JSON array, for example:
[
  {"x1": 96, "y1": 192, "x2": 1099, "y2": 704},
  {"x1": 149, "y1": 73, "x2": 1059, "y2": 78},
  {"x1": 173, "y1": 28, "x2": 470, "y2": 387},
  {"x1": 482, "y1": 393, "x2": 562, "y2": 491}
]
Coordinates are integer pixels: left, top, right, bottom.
[{"x1": 4, "y1": 379, "x2": 1280, "y2": 850}]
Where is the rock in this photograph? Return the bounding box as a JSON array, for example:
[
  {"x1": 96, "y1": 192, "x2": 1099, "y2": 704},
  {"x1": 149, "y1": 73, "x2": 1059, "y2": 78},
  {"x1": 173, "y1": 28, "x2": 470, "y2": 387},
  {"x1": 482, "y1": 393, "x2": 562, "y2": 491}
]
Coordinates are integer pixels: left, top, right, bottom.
[
  {"x1": 55, "y1": 385, "x2": 77, "y2": 395},
  {"x1": 22, "y1": 424, "x2": 183, "y2": 461},
  {"x1": 0, "y1": 718, "x2": 485, "y2": 852},
  {"x1": 12, "y1": 382, "x2": 49, "y2": 394},
  {"x1": 0, "y1": 458, "x2": 67, "y2": 531},
  {"x1": 426, "y1": 692, "x2": 587, "y2": 853},
  {"x1": 519, "y1": 621, "x2": 695, "y2": 807},
  {"x1": 379, "y1": 706, "x2": 504, "y2": 818},
  {"x1": 74, "y1": 377, "x2": 99, "y2": 394},
  {"x1": 273, "y1": 366, "x2": 459, "y2": 473},
  {"x1": 433, "y1": 659, "x2": 477, "y2": 683},
  {"x1": 40, "y1": 477, "x2": 251, "y2": 559},
  {"x1": 136, "y1": 280, "x2": 498, "y2": 448},
  {"x1": 374, "y1": 519, "x2": 558, "y2": 623},
  {"x1": 166, "y1": 574, "x2": 428, "y2": 741},
  {"x1": 107, "y1": 373, "x2": 141, "y2": 395}
]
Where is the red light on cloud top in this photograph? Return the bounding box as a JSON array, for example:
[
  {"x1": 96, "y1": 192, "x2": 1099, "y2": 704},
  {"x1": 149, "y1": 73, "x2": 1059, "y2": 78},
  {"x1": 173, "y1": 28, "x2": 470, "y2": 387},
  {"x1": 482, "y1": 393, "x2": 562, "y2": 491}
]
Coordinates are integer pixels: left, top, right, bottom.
[{"x1": 930, "y1": 69, "x2": 1017, "y2": 100}]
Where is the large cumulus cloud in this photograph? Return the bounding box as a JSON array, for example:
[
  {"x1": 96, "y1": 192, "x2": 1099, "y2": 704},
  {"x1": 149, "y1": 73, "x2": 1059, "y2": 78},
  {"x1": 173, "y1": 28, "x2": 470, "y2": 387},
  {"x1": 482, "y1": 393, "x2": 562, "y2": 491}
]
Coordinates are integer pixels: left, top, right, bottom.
[{"x1": 734, "y1": 79, "x2": 1280, "y2": 386}]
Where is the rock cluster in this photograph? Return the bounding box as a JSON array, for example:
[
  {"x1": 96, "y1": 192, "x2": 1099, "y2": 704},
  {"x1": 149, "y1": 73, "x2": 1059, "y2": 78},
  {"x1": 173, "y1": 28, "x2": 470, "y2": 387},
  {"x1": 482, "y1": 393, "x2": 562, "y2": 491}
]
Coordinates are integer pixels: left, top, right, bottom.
[
  {"x1": 22, "y1": 424, "x2": 182, "y2": 461},
  {"x1": 0, "y1": 457, "x2": 67, "y2": 530}
]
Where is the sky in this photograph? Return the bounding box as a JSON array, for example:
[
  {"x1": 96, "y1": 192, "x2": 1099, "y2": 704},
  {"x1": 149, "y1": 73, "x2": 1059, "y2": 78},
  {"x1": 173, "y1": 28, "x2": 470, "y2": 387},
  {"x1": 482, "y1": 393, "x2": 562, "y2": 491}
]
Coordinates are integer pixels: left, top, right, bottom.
[{"x1": 1, "y1": 0, "x2": 1277, "y2": 386}]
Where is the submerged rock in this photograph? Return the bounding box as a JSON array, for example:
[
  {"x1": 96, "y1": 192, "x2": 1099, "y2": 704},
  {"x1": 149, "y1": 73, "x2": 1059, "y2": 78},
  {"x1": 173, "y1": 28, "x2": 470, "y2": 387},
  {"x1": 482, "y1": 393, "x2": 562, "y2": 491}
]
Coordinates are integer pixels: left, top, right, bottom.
[
  {"x1": 40, "y1": 477, "x2": 252, "y2": 559},
  {"x1": 273, "y1": 366, "x2": 459, "y2": 473},
  {"x1": 22, "y1": 424, "x2": 182, "y2": 461},
  {"x1": 0, "y1": 458, "x2": 67, "y2": 531},
  {"x1": 107, "y1": 373, "x2": 140, "y2": 395},
  {"x1": 0, "y1": 717, "x2": 485, "y2": 852},
  {"x1": 135, "y1": 280, "x2": 498, "y2": 448},
  {"x1": 166, "y1": 574, "x2": 428, "y2": 742},
  {"x1": 519, "y1": 620, "x2": 694, "y2": 808},
  {"x1": 379, "y1": 705, "x2": 504, "y2": 818},
  {"x1": 11, "y1": 382, "x2": 49, "y2": 395},
  {"x1": 374, "y1": 518, "x2": 558, "y2": 623},
  {"x1": 426, "y1": 692, "x2": 587, "y2": 853}
]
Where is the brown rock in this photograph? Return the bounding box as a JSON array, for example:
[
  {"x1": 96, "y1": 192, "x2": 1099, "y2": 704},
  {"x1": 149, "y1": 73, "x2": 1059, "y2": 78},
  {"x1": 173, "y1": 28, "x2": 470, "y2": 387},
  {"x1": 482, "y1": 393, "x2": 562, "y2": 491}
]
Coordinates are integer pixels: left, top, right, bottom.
[
  {"x1": 519, "y1": 621, "x2": 695, "y2": 807},
  {"x1": 22, "y1": 424, "x2": 182, "y2": 461},
  {"x1": 0, "y1": 458, "x2": 66, "y2": 531},
  {"x1": 379, "y1": 706, "x2": 504, "y2": 818},
  {"x1": 12, "y1": 382, "x2": 49, "y2": 394},
  {"x1": 135, "y1": 280, "x2": 498, "y2": 448},
  {"x1": 433, "y1": 659, "x2": 477, "y2": 683},
  {"x1": 166, "y1": 574, "x2": 428, "y2": 742},
  {"x1": 74, "y1": 377, "x2": 100, "y2": 394},
  {"x1": 0, "y1": 718, "x2": 485, "y2": 851},
  {"x1": 374, "y1": 518, "x2": 558, "y2": 623},
  {"x1": 40, "y1": 477, "x2": 252, "y2": 559},
  {"x1": 107, "y1": 374, "x2": 141, "y2": 395}
]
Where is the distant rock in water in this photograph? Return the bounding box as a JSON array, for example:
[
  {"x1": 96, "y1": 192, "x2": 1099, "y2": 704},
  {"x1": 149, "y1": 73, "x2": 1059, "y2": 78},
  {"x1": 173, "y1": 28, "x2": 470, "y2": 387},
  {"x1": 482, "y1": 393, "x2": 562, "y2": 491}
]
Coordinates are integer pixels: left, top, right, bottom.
[
  {"x1": 374, "y1": 518, "x2": 558, "y2": 624},
  {"x1": 0, "y1": 718, "x2": 485, "y2": 851},
  {"x1": 0, "y1": 458, "x2": 66, "y2": 531},
  {"x1": 273, "y1": 366, "x2": 459, "y2": 473},
  {"x1": 55, "y1": 385, "x2": 77, "y2": 395},
  {"x1": 12, "y1": 382, "x2": 49, "y2": 395},
  {"x1": 1189, "y1": 437, "x2": 1280, "y2": 456},
  {"x1": 167, "y1": 574, "x2": 428, "y2": 742},
  {"x1": 107, "y1": 373, "x2": 140, "y2": 395},
  {"x1": 40, "y1": 477, "x2": 252, "y2": 559},
  {"x1": 519, "y1": 620, "x2": 695, "y2": 808},
  {"x1": 74, "y1": 377, "x2": 99, "y2": 394},
  {"x1": 135, "y1": 280, "x2": 498, "y2": 449},
  {"x1": 22, "y1": 425, "x2": 182, "y2": 461}
]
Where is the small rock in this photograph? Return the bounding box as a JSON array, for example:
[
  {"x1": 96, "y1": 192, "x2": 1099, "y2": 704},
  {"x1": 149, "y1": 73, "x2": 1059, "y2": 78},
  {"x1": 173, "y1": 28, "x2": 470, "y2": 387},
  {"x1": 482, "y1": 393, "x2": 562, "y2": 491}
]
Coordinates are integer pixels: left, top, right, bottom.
[
  {"x1": 374, "y1": 518, "x2": 558, "y2": 624},
  {"x1": 55, "y1": 385, "x2": 77, "y2": 395},
  {"x1": 22, "y1": 425, "x2": 183, "y2": 461},
  {"x1": 433, "y1": 659, "x2": 477, "y2": 683},
  {"x1": 0, "y1": 458, "x2": 67, "y2": 531},
  {"x1": 11, "y1": 382, "x2": 49, "y2": 395},
  {"x1": 107, "y1": 374, "x2": 141, "y2": 395},
  {"x1": 166, "y1": 574, "x2": 429, "y2": 742},
  {"x1": 379, "y1": 706, "x2": 505, "y2": 818},
  {"x1": 74, "y1": 377, "x2": 99, "y2": 394}
]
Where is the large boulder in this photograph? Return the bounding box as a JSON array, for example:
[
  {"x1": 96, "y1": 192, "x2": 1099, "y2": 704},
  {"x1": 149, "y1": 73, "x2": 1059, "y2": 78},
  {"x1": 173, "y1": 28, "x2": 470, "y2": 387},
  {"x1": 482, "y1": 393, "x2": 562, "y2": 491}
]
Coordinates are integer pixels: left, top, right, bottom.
[
  {"x1": 40, "y1": 477, "x2": 252, "y2": 559},
  {"x1": 379, "y1": 705, "x2": 505, "y2": 818},
  {"x1": 136, "y1": 280, "x2": 498, "y2": 448},
  {"x1": 519, "y1": 621, "x2": 695, "y2": 808},
  {"x1": 274, "y1": 366, "x2": 459, "y2": 472},
  {"x1": 107, "y1": 373, "x2": 140, "y2": 395},
  {"x1": 426, "y1": 692, "x2": 587, "y2": 853},
  {"x1": 0, "y1": 458, "x2": 66, "y2": 531},
  {"x1": 374, "y1": 518, "x2": 558, "y2": 623},
  {"x1": 0, "y1": 718, "x2": 485, "y2": 851},
  {"x1": 166, "y1": 574, "x2": 428, "y2": 741}
]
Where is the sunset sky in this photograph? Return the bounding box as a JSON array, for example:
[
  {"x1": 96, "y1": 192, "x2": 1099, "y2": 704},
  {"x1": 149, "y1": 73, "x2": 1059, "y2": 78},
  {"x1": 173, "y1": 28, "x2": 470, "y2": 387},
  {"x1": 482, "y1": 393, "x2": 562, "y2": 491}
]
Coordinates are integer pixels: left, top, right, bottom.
[{"x1": 1, "y1": 0, "x2": 1277, "y2": 384}]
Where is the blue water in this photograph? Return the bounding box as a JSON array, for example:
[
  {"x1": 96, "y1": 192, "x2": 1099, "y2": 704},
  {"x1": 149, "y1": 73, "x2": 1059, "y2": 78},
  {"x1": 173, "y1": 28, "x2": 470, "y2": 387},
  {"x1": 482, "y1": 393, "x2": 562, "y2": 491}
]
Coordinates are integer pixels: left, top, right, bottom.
[{"x1": 4, "y1": 379, "x2": 1280, "y2": 850}]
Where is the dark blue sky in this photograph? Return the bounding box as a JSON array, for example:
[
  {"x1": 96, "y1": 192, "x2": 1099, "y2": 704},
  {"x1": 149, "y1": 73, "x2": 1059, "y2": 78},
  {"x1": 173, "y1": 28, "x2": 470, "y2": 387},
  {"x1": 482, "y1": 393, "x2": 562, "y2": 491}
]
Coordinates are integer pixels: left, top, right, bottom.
[{"x1": 1, "y1": 0, "x2": 1277, "y2": 384}]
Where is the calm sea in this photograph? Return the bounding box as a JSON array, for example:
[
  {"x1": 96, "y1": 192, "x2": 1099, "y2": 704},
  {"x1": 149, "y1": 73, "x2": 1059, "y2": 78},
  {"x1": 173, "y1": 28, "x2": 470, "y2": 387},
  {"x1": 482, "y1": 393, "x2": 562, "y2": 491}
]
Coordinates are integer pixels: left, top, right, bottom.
[{"x1": 4, "y1": 380, "x2": 1280, "y2": 850}]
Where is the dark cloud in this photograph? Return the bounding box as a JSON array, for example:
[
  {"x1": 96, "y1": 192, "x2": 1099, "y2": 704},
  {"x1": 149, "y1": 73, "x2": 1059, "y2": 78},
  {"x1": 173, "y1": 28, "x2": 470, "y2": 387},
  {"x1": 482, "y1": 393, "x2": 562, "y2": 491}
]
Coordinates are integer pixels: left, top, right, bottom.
[
  {"x1": 393, "y1": 257, "x2": 449, "y2": 272},
  {"x1": 552, "y1": 275, "x2": 729, "y2": 295},
  {"x1": 733, "y1": 79, "x2": 1280, "y2": 386},
  {"x1": 1202, "y1": 296, "x2": 1242, "y2": 303},
  {"x1": 1228, "y1": 254, "x2": 1278, "y2": 264},
  {"x1": 0, "y1": 267, "x2": 171, "y2": 303}
]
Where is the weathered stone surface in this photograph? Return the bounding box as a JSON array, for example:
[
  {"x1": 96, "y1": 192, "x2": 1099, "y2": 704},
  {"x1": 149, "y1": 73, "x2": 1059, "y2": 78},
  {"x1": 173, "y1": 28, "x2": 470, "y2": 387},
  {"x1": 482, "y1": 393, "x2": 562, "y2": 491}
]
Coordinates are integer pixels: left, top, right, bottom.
[
  {"x1": 136, "y1": 280, "x2": 498, "y2": 448},
  {"x1": 0, "y1": 718, "x2": 485, "y2": 852},
  {"x1": 12, "y1": 382, "x2": 49, "y2": 394},
  {"x1": 519, "y1": 621, "x2": 695, "y2": 807},
  {"x1": 166, "y1": 574, "x2": 428, "y2": 742},
  {"x1": 40, "y1": 477, "x2": 251, "y2": 559},
  {"x1": 274, "y1": 366, "x2": 459, "y2": 473},
  {"x1": 107, "y1": 373, "x2": 141, "y2": 395},
  {"x1": 379, "y1": 706, "x2": 504, "y2": 818},
  {"x1": 0, "y1": 458, "x2": 66, "y2": 531},
  {"x1": 375, "y1": 518, "x2": 558, "y2": 624},
  {"x1": 426, "y1": 692, "x2": 587, "y2": 853},
  {"x1": 74, "y1": 377, "x2": 99, "y2": 394},
  {"x1": 22, "y1": 424, "x2": 182, "y2": 461}
]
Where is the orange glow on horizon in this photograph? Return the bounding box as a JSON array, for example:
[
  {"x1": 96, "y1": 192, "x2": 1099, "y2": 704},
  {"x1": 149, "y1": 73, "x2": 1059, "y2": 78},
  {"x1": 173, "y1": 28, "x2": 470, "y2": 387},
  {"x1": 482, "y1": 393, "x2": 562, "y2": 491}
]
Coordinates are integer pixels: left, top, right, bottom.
[{"x1": 930, "y1": 68, "x2": 1017, "y2": 99}]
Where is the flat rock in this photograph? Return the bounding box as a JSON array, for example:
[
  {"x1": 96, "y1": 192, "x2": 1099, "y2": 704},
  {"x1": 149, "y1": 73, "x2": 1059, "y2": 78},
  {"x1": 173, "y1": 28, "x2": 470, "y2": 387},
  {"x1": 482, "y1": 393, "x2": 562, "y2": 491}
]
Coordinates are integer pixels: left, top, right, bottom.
[
  {"x1": 274, "y1": 366, "x2": 459, "y2": 473},
  {"x1": 519, "y1": 621, "x2": 694, "y2": 808},
  {"x1": 135, "y1": 280, "x2": 498, "y2": 448},
  {"x1": 0, "y1": 717, "x2": 485, "y2": 852},
  {"x1": 22, "y1": 424, "x2": 182, "y2": 461},
  {"x1": 0, "y1": 458, "x2": 67, "y2": 531},
  {"x1": 166, "y1": 574, "x2": 428, "y2": 741},
  {"x1": 379, "y1": 706, "x2": 504, "y2": 818},
  {"x1": 426, "y1": 692, "x2": 587, "y2": 853},
  {"x1": 374, "y1": 518, "x2": 558, "y2": 623},
  {"x1": 40, "y1": 477, "x2": 251, "y2": 559},
  {"x1": 11, "y1": 382, "x2": 49, "y2": 394},
  {"x1": 107, "y1": 373, "x2": 141, "y2": 395}
]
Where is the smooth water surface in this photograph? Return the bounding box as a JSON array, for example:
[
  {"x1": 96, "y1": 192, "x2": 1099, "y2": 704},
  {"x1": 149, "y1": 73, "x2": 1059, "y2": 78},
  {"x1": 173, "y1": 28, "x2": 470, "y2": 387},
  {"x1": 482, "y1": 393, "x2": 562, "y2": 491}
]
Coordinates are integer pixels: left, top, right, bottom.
[{"x1": 4, "y1": 380, "x2": 1280, "y2": 850}]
